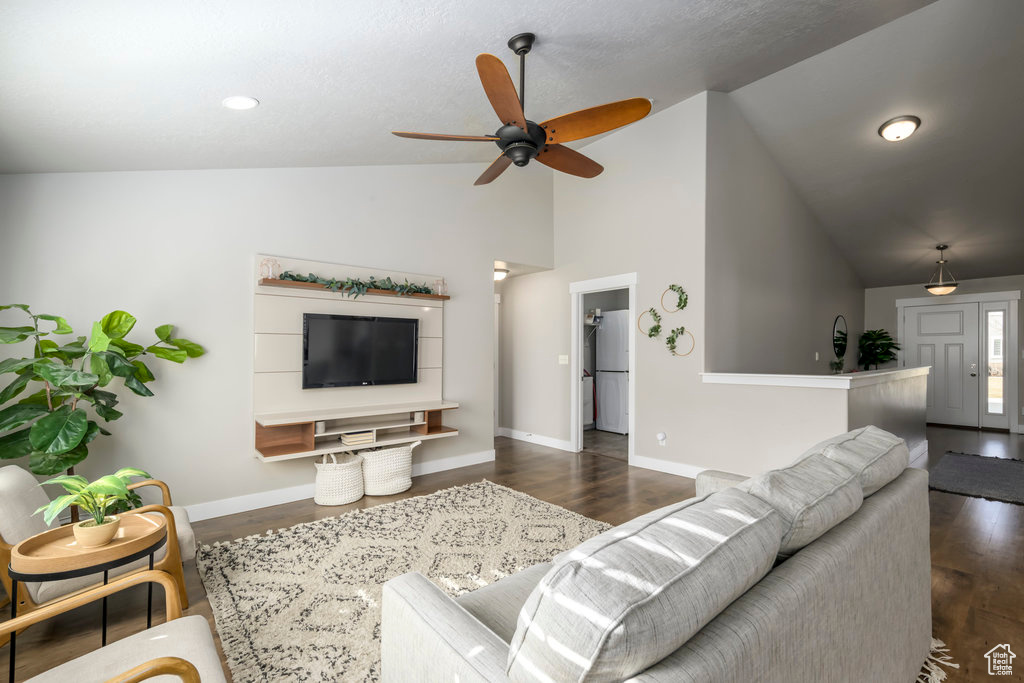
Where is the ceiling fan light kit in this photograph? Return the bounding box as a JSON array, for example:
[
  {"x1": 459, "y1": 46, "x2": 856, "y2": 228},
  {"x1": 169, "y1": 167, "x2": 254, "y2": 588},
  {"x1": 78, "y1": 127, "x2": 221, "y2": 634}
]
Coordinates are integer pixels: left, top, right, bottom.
[{"x1": 393, "y1": 32, "x2": 652, "y2": 185}]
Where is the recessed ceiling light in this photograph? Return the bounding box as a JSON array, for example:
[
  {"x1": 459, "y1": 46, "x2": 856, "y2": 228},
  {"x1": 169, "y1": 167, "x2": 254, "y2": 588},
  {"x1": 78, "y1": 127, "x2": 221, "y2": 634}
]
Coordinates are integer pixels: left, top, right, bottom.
[
  {"x1": 878, "y1": 115, "x2": 920, "y2": 142},
  {"x1": 222, "y1": 96, "x2": 260, "y2": 111},
  {"x1": 493, "y1": 268, "x2": 510, "y2": 281}
]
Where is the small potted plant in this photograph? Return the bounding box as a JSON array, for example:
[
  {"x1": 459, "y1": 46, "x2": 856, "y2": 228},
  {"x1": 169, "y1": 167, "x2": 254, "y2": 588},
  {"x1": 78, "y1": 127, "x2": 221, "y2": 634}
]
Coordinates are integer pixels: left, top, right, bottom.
[{"x1": 35, "y1": 467, "x2": 151, "y2": 548}]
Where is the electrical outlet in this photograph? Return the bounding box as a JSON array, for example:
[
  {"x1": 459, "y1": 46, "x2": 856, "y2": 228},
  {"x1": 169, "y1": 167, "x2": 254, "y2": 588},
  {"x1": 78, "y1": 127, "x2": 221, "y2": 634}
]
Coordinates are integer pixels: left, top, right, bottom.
[
  {"x1": 815, "y1": 351, "x2": 820, "y2": 362},
  {"x1": 558, "y1": 354, "x2": 569, "y2": 365}
]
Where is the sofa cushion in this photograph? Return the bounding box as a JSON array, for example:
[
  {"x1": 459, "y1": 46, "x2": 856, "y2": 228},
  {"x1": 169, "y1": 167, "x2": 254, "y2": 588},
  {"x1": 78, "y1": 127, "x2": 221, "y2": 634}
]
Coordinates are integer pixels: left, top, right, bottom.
[
  {"x1": 506, "y1": 488, "x2": 786, "y2": 682},
  {"x1": 817, "y1": 426, "x2": 909, "y2": 496},
  {"x1": 739, "y1": 453, "x2": 862, "y2": 555},
  {"x1": 455, "y1": 562, "x2": 552, "y2": 643}
]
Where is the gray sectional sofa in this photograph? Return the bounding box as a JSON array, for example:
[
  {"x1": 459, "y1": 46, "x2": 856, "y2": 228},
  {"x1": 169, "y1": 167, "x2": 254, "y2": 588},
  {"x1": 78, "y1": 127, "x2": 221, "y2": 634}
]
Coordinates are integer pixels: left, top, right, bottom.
[{"x1": 381, "y1": 426, "x2": 932, "y2": 682}]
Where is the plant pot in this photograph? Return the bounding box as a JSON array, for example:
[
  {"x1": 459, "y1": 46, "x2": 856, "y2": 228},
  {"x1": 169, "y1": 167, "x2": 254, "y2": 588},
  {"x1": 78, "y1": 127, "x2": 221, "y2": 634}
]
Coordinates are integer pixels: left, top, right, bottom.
[{"x1": 73, "y1": 516, "x2": 120, "y2": 548}]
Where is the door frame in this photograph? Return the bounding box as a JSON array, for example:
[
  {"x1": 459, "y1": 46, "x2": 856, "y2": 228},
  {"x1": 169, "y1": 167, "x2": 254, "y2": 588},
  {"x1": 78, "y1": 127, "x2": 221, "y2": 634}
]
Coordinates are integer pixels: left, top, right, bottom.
[
  {"x1": 569, "y1": 273, "x2": 637, "y2": 460},
  {"x1": 896, "y1": 290, "x2": 1020, "y2": 434}
]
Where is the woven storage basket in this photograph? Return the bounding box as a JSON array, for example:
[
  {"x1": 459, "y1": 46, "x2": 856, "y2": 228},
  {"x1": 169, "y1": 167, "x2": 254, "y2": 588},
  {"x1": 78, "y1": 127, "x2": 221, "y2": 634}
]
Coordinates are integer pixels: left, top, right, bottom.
[
  {"x1": 361, "y1": 441, "x2": 420, "y2": 496},
  {"x1": 314, "y1": 452, "x2": 364, "y2": 505}
]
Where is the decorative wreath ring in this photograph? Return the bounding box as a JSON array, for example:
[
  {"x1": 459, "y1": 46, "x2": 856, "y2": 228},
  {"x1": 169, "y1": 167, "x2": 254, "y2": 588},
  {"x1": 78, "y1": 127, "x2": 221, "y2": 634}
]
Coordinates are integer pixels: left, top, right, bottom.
[
  {"x1": 637, "y1": 308, "x2": 662, "y2": 338},
  {"x1": 666, "y1": 327, "x2": 696, "y2": 357},
  {"x1": 661, "y1": 284, "x2": 689, "y2": 313}
]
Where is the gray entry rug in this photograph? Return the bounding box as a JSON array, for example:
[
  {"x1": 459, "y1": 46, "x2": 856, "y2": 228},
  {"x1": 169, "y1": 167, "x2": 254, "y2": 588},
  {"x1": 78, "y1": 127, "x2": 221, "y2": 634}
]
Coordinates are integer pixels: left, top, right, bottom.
[
  {"x1": 929, "y1": 452, "x2": 1024, "y2": 505},
  {"x1": 196, "y1": 480, "x2": 610, "y2": 682}
]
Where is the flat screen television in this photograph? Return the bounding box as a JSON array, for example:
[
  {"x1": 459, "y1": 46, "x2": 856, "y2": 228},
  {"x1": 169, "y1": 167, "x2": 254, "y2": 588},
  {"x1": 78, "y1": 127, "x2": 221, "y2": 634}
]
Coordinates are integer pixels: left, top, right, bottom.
[{"x1": 303, "y1": 313, "x2": 419, "y2": 388}]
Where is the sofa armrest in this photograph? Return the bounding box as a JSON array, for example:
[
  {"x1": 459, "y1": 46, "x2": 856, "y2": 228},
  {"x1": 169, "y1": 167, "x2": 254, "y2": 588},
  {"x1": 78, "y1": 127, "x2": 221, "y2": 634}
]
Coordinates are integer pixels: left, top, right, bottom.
[
  {"x1": 695, "y1": 470, "x2": 748, "y2": 498},
  {"x1": 381, "y1": 572, "x2": 511, "y2": 683}
]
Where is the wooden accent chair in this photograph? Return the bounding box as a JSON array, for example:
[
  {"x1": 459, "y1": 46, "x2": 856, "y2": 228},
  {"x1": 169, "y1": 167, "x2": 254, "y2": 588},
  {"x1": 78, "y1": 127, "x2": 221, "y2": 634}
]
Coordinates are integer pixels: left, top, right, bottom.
[
  {"x1": 0, "y1": 465, "x2": 196, "y2": 646},
  {"x1": 0, "y1": 569, "x2": 224, "y2": 682}
]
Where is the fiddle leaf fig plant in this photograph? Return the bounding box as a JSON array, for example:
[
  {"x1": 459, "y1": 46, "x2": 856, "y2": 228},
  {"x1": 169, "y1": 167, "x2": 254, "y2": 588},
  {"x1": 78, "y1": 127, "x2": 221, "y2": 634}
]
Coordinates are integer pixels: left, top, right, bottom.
[
  {"x1": 0, "y1": 305, "x2": 205, "y2": 475},
  {"x1": 35, "y1": 467, "x2": 151, "y2": 526}
]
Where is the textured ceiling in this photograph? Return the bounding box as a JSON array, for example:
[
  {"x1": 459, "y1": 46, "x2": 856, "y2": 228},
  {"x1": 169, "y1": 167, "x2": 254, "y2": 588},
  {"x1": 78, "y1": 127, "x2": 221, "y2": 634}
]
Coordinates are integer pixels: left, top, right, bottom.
[
  {"x1": 730, "y1": 0, "x2": 1024, "y2": 288},
  {"x1": 0, "y1": 0, "x2": 933, "y2": 173}
]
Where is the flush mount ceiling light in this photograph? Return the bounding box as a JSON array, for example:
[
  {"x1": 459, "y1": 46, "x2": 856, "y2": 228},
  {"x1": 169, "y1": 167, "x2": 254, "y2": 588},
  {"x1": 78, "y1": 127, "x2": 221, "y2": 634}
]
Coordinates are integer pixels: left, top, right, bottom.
[
  {"x1": 493, "y1": 268, "x2": 510, "y2": 281},
  {"x1": 221, "y1": 96, "x2": 260, "y2": 110},
  {"x1": 925, "y1": 244, "x2": 958, "y2": 295},
  {"x1": 878, "y1": 115, "x2": 920, "y2": 142}
]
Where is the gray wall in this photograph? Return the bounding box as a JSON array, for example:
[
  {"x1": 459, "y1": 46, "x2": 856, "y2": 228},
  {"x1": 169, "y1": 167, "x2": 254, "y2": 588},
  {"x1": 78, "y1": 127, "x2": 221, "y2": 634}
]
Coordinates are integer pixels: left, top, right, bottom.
[
  {"x1": 865, "y1": 274, "x2": 1024, "y2": 421},
  {"x1": 497, "y1": 92, "x2": 861, "y2": 477},
  {"x1": 0, "y1": 163, "x2": 554, "y2": 507},
  {"x1": 705, "y1": 92, "x2": 864, "y2": 374}
]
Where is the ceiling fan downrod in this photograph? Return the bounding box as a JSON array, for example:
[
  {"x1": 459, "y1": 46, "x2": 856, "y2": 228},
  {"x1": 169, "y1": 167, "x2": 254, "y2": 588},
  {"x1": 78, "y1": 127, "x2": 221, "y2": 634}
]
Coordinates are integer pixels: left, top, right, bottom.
[{"x1": 507, "y1": 33, "x2": 535, "y2": 113}]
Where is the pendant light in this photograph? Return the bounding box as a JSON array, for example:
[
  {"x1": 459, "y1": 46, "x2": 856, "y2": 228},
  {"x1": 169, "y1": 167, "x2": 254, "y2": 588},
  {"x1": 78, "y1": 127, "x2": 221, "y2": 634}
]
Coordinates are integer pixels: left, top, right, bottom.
[{"x1": 925, "y1": 244, "x2": 958, "y2": 295}]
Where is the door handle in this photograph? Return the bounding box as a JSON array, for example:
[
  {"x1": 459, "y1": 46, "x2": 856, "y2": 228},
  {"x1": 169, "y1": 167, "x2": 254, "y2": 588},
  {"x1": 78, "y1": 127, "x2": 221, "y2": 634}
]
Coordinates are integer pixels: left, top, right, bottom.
[{"x1": 969, "y1": 372, "x2": 977, "y2": 377}]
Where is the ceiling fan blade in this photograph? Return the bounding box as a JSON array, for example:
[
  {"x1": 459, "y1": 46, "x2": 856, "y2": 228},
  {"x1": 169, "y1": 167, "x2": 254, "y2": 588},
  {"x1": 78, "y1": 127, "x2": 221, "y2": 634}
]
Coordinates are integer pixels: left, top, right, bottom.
[
  {"x1": 474, "y1": 155, "x2": 513, "y2": 186},
  {"x1": 475, "y1": 53, "x2": 527, "y2": 131},
  {"x1": 393, "y1": 131, "x2": 500, "y2": 142},
  {"x1": 535, "y1": 144, "x2": 603, "y2": 179},
  {"x1": 540, "y1": 98, "x2": 652, "y2": 144}
]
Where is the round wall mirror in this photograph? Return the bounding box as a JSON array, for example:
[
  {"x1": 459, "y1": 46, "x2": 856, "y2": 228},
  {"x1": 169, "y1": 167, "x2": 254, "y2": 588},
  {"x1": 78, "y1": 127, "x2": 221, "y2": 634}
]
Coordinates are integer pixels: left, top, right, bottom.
[{"x1": 832, "y1": 315, "x2": 848, "y2": 359}]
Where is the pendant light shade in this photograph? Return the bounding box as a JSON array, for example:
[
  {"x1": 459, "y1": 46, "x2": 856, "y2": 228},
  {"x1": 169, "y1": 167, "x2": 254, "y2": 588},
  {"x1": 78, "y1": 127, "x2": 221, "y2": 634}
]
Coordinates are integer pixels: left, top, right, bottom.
[{"x1": 925, "y1": 244, "x2": 958, "y2": 295}]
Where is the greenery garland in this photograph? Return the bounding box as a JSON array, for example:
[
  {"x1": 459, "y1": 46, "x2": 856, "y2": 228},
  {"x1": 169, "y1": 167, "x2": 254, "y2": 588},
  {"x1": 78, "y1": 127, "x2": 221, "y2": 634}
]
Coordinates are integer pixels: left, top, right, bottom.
[
  {"x1": 644, "y1": 308, "x2": 662, "y2": 338},
  {"x1": 279, "y1": 271, "x2": 435, "y2": 298},
  {"x1": 667, "y1": 284, "x2": 688, "y2": 312},
  {"x1": 666, "y1": 326, "x2": 687, "y2": 354}
]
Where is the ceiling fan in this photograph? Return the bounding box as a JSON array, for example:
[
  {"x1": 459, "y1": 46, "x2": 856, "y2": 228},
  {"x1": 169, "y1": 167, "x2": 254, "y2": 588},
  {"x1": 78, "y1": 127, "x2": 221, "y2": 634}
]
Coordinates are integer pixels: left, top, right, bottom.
[{"x1": 393, "y1": 33, "x2": 652, "y2": 186}]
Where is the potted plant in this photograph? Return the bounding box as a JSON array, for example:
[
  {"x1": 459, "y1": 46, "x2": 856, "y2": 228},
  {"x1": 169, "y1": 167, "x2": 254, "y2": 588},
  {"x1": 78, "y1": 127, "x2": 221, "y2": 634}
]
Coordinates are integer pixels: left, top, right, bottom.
[
  {"x1": 0, "y1": 305, "x2": 204, "y2": 476},
  {"x1": 858, "y1": 329, "x2": 901, "y2": 370},
  {"x1": 35, "y1": 467, "x2": 151, "y2": 548}
]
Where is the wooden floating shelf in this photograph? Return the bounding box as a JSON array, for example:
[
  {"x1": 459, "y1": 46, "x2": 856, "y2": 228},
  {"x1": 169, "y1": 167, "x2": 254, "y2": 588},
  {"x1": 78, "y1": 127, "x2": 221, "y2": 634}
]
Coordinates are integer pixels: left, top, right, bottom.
[
  {"x1": 258, "y1": 278, "x2": 451, "y2": 301},
  {"x1": 255, "y1": 401, "x2": 459, "y2": 462}
]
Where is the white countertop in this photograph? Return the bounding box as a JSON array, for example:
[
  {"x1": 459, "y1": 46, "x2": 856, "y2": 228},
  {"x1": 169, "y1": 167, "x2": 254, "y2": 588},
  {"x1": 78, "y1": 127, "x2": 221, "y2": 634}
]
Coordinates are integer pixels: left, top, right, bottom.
[{"x1": 700, "y1": 366, "x2": 931, "y2": 389}]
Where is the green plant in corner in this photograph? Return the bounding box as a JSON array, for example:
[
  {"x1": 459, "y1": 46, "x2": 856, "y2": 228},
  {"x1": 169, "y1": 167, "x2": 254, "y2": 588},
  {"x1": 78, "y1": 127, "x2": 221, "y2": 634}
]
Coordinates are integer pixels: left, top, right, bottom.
[
  {"x1": 35, "y1": 467, "x2": 151, "y2": 527},
  {"x1": 0, "y1": 305, "x2": 205, "y2": 476},
  {"x1": 858, "y1": 329, "x2": 900, "y2": 370}
]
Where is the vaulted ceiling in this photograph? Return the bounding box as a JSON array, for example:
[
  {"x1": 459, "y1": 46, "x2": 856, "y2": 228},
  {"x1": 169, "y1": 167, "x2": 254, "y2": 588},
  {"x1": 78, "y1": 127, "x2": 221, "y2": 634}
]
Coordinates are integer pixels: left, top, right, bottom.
[
  {"x1": 730, "y1": 0, "x2": 1024, "y2": 287},
  {"x1": 0, "y1": 0, "x2": 932, "y2": 173}
]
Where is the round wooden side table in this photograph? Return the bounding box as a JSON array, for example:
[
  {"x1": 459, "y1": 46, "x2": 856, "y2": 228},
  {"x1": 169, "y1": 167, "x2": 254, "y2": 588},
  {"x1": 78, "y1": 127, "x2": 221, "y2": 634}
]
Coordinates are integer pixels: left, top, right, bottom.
[{"x1": 6, "y1": 514, "x2": 167, "y2": 683}]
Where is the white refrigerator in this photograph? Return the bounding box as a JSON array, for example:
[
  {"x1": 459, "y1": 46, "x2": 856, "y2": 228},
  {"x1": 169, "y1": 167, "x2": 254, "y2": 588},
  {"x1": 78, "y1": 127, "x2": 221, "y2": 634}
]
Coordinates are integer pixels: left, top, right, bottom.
[{"x1": 595, "y1": 310, "x2": 628, "y2": 434}]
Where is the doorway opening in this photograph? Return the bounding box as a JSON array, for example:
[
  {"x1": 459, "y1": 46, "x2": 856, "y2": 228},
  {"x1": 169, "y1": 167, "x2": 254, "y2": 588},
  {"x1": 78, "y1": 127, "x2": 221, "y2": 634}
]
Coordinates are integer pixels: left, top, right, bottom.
[{"x1": 570, "y1": 273, "x2": 636, "y2": 462}]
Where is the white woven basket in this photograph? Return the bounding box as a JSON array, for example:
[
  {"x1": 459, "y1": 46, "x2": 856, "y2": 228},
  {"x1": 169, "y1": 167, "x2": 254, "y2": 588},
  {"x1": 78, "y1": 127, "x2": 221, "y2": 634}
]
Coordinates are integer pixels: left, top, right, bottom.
[
  {"x1": 361, "y1": 441, "x2": 420, "y2": 496},
  {"x1": 314, "y1": 452, "x2": 364, "y2": 505}
]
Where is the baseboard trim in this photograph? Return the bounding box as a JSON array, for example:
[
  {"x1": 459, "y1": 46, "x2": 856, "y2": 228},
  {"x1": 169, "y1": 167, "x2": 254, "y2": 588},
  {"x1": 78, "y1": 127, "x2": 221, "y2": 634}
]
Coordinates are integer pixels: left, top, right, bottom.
[
  {"x1": 629, "y1": 454, "x2": 705, "y2": 479},
  {"x1": 411, "y1": 449, "x2": 495, "y2": 477},
  {"x1": 496, "y1": 427, "x2": 573, "y2": 452},
  {"x1": 186, "y1": 448, "x2": 497, "y2": 522},
  {"x1": 908, "y1": 439, "x2": 929, "y2": 467}
]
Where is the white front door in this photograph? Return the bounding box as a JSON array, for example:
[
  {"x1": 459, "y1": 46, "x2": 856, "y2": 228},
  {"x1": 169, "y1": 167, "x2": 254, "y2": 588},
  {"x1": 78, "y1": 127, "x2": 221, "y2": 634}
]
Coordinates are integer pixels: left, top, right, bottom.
[{"x1": 903, "y1": 302, "x2": 980, "y2": 427}]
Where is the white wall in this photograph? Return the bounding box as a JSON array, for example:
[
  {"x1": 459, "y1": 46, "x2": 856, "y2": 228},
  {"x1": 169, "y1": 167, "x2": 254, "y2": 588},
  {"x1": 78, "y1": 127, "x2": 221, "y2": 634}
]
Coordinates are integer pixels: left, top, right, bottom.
[
  {"x1": 0, "y1": 163, "x2": 554, "y2": 507},
  {"x1": 705, "y1": 92, "x2": 864, "y2": 374},
  {"x1": 866, "y1": 274, "x2": 1024, "y2": 421}
]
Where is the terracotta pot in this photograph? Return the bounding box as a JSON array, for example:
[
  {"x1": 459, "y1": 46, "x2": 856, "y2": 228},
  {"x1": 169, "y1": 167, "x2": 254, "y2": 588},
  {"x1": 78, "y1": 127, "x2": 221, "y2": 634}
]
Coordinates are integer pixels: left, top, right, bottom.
[{"x1": 73, "y1": 516, "x2": 120, "y2": 548}]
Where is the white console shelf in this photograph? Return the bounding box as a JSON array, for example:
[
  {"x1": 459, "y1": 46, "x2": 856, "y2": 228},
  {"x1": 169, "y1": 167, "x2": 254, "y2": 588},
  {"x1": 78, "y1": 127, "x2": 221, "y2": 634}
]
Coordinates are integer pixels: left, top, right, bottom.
[{"x1": 254, "y1": 401, "x2": 459, "y2": 463}]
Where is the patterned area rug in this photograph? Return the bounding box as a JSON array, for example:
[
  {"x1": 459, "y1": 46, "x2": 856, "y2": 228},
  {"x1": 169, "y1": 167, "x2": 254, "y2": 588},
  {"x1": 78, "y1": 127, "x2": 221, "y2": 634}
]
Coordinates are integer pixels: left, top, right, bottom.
[{"x1": 196, "y1": 480, "x2": 610, "y2": 682}]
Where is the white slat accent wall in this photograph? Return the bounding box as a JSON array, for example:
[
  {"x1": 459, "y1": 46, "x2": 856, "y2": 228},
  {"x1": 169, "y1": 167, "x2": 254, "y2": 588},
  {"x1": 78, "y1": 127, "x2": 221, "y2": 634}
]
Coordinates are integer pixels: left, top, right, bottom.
[{"x1": 253, "y1": 256, "x2": 445, "y2": 417}]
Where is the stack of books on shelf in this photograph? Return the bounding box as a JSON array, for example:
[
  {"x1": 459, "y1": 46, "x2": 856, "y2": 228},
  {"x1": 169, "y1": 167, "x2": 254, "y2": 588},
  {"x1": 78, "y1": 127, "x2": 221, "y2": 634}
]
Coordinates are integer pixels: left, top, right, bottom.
[{"x1": 341, "y1": 430, "x2": 375, "y2": 447}]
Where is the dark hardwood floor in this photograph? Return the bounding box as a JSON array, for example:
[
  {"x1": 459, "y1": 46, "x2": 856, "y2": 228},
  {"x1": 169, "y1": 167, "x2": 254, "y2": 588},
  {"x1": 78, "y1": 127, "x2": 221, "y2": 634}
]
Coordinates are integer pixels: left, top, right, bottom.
[
  {"x1": 2, "y1": 427, "x2": 1021, "y2": 681},
  {"x1": 582, "y1": 429, "x2": 629, "y2": 462}
]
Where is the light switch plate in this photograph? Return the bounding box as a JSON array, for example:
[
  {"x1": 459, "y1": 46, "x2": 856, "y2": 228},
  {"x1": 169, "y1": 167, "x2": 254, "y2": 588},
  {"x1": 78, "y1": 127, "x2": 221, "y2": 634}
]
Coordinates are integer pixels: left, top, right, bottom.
[{"x1": 558, "y1": 354, "x2": 569, "y2": 365}]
